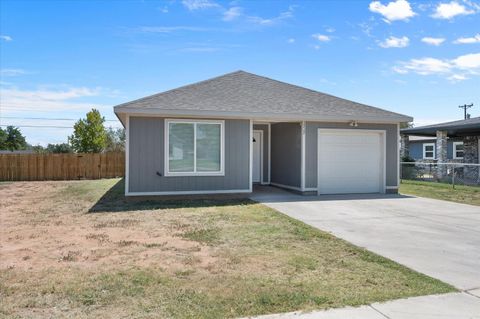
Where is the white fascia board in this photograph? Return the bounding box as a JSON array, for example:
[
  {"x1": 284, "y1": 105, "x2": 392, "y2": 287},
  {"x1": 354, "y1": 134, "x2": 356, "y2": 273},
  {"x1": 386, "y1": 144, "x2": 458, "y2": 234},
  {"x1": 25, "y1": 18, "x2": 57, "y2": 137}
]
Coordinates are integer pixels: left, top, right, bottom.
[{"x1": 114, "y1": 107, "x2": 413, "y2": 124}]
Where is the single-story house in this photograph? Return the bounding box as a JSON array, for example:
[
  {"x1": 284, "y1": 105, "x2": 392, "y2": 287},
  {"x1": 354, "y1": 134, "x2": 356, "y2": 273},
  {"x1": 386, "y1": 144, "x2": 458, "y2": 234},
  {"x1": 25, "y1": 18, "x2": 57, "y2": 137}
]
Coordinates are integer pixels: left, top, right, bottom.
[
  {"x1": 400, "y1": 117, "x2": 480, "y2": 163},
  {"x1": 400, "y1": 117, "x2": 479, "y2": 182},
  {"x1": 114, "y1": 71, "x2": 412, "y2": 196}
]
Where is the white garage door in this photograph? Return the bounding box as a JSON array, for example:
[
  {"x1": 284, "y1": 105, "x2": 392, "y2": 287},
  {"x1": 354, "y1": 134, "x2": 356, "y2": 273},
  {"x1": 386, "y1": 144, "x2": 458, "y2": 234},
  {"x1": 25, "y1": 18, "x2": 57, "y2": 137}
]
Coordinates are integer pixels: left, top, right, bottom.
[{"x1": 317, "y1": 129, "x2": 385, "y2": 195}]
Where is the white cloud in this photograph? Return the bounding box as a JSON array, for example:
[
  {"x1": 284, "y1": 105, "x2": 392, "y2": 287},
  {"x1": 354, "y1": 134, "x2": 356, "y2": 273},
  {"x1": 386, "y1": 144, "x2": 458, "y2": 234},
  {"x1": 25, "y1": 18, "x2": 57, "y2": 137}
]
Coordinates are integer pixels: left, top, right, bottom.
[
  {"x1": 182, "y1": 0, "x2": 219, "y2": 11},
  {"x1": 358, "y1": 19, "x2": 377, "y2": 37},
  {"x1": 220, "y1": 5, "x2": 295, "y2": 27},
  {"x1": 395, "y1": 57, "x2": 454, "y2": 74},
  {"x1": 453, "y1": 52, "x2": 480, "y2": 69},
  {"x1": 0, "y1": 35, "x2": 12, "y2": 41},
  {"x1": 287, "y1": 38, "x2": 295, "y2": 43},
  {"x1": 0, "y1": 85, "x2": 121, "y2": 146},
  {"x1": 421, "y1": 37, "x2": 446, "y2": 46},
  {"x1": 222, "y1": 7, "x2": 243, "y2": 21},
  {"x1": 312, "y1": 34, "x2": 331, "y2": 42},
  {"x1": 0, "y1": 86, "x2": 104, "y2": 112},
  {"x1": 448, "y1": 74, "x2": 468, "y2": 81},
  {"x1": 0, "y1": 69, "x2": 28, "y2": 77},
  {"x1": 326, "y1": 27, "x2": 335, "y2": 33},
  {"x1": 393, "y1": 52, "x2": 480, "y2": 81},
  {"x1": 369, "y1": 0, "x2": 416, "y2": 23},
  {"x1": 379, "y1": 36, "x2": 410, "y2": 48},
  {"x1": 431, "y1": 1, "x2": 475, "y2": 19},
  {"x1": 158, "y1": 6, "x2": 169, "y2": 13},
  {"x1": 247, "y1": 5, "x2": 295, "y2": 26},
  {"x1": 454, "y1": 33, "x2": 480, "y2": 44},
  {"x1": 392, "y1": 66, "x2": 409, "y2": 74}
]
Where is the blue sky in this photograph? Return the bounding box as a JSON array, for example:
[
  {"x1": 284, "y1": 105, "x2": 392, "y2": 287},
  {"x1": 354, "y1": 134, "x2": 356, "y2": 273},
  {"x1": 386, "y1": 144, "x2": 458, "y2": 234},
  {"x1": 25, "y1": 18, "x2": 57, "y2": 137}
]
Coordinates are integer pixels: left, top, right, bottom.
[{"x1": 1, "y1": 0, "x2": 479, "y2": 145}]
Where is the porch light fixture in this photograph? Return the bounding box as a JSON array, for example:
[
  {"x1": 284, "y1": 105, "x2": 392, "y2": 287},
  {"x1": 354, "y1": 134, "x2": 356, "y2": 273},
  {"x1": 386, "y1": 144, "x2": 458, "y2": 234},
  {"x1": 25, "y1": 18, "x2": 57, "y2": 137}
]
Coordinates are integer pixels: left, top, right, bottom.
[{"x1": 349, "y1": 120, "x2": 358, "y2": 127}]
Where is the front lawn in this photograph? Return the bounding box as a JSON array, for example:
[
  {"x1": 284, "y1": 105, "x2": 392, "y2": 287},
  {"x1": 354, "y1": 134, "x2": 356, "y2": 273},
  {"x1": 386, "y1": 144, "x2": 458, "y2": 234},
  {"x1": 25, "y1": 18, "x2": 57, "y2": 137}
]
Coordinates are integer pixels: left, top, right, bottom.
[
  {"x1": 0, "y1": 179, "x2": 454, "y2": 318},
  {"x1": 400, "y1": 179, "x2": 480, "y2": 206}
]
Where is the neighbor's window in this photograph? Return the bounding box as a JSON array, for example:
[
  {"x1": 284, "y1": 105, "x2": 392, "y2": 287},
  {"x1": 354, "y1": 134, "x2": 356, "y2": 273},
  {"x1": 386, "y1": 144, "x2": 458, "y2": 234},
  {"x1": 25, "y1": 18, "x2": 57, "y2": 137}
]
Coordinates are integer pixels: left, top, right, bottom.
[
  {"x1": 453, "y1": 142, "x2": 464, "y2": 159},
  {"x1": 166, "y1": 120, "x2": 224, "y2": 175},
  {"x1": 423, "y1": 143, "x2": 435, "y2": 159}
]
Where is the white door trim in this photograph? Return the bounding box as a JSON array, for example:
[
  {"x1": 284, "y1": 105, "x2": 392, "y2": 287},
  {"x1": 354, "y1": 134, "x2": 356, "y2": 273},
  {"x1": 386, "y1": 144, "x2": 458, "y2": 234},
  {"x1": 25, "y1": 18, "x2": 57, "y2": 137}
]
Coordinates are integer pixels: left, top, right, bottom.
[
  {"x1": 249, "y1": 120, "x2": 253, "y2": 192},
  {"x1": 125, "y1": 114, "x2": 130, "y2": 195},
  {"x1": 300, "y1": 121, "x2": 306, "y2": 191},
  {"x1": 396, "y1": 123, "x2": 400, "y2": 188},
  {"x1": 268, "y1": 123, "x2": 271, "y2": 184},
  {"x1": 253, "y1": 130, "x2": 264, "y2": 184},
  {"x1": 317, "y1": 128, "x2": 387, "y2": 195}
]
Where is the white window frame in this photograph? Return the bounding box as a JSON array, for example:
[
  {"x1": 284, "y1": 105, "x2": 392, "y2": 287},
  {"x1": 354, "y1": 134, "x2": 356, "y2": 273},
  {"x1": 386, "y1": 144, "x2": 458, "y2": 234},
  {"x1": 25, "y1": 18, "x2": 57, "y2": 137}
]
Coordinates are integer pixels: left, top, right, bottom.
[
  {"x1": 423, "y1": 143, "x2": 435, "y2": 160},
  {"x1": 453, "y1": 141, "x2": 464, "y2": 159},
  {"x1": 164, "y1": 119, "x2": 225, "y2": 177}
]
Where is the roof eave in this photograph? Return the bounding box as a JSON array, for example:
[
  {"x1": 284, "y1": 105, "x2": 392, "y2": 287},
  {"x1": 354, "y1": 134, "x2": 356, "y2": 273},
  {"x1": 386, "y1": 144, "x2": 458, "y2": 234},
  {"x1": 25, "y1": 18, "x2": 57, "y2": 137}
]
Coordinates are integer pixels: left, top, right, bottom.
[
  {"x1": 114, "y1": 107, "x2": 413, "y2": 124},
  {"x1": 401, "y1": 123, "x2": 480, "y2": 136}
]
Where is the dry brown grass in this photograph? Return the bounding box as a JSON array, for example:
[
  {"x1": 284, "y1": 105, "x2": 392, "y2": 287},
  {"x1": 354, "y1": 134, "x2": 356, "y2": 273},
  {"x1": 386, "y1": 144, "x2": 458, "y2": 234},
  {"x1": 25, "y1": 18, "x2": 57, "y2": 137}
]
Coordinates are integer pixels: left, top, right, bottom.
[{"x1": 0, "y1": 179, "x2": 454, "y2": 318}]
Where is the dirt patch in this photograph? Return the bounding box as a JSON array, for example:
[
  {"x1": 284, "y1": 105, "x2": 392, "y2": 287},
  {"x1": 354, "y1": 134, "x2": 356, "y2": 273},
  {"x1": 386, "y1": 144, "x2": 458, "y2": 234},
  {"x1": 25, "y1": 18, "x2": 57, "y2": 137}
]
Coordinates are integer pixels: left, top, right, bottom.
[{"x1": 0, "y1": 180, "x2": 218, "y2": 273}]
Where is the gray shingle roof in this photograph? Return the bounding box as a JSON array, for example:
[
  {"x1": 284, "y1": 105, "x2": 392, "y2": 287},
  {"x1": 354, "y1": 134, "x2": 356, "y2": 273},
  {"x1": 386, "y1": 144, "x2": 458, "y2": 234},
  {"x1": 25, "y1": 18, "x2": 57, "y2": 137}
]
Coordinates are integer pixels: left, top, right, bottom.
[
  {"x1": 401, "y1": 117, "x2": 480, "y2": 137},
  {"x1": 114, "y1": 70, "x2": 412, "y2": 123}
]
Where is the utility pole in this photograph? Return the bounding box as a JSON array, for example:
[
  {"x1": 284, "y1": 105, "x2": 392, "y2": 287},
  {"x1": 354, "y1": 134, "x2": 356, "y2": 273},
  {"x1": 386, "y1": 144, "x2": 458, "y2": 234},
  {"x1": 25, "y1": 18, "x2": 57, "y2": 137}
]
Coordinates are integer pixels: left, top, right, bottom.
[{"x1": 458, "y1": 103, "x2": 473, "y2": 119}]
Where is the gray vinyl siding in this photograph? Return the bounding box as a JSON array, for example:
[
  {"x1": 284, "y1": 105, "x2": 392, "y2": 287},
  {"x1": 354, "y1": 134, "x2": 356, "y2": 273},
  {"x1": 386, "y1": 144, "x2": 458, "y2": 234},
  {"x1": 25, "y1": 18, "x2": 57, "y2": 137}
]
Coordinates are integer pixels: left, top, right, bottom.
[
  {"x1": 128, "y1": 117, "x2": 250, "y2": 193},
  {"x1": 253, "y1": 124, "x2": 269, "y2": 183},
  {"x1": 271, "y1": 122, "x2": 301, "y2": 188},
  {"x1": 305, "y1": 122, "x2": 398, "y2": 188}
]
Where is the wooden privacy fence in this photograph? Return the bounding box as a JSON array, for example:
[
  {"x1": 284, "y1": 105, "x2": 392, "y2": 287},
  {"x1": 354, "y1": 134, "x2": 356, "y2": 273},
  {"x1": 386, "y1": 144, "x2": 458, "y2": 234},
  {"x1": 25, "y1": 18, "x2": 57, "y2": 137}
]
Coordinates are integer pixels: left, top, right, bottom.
[{"x1": 0, "y1": 152, "x2": 125, "y2": 181}]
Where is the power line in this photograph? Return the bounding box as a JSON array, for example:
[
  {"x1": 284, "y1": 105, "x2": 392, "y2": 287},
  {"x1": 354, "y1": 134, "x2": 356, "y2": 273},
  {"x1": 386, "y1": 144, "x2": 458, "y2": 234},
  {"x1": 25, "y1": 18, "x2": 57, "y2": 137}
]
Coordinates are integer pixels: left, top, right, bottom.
[
  {"x1": 0, "y1": 116, "x2": 119, "y2": 122},
  {"x1": 0, "y1": 124, "x2": 73, "y2": 129},
  {"x1": 458, "y1": 103, "x2": 473, "y2": 120}
]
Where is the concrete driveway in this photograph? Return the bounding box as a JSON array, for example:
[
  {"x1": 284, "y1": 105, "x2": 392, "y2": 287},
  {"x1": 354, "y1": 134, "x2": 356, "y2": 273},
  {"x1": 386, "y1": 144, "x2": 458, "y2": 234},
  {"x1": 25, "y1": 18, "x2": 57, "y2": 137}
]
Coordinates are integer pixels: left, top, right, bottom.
[{"x1": 250, "y1": 186, "x2": 480, "y2": 291}]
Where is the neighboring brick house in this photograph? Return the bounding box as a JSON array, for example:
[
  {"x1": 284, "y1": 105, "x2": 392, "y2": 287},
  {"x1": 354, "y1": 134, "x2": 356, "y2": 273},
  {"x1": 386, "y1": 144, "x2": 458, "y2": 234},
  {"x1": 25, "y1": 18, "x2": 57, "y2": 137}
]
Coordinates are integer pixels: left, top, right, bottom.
[
  {"x1": 405, "y1": 136, "x2": 465, "y2": 162},
  {"x1": 400, "y1": 117, "x2": 480, "y2": 182}
]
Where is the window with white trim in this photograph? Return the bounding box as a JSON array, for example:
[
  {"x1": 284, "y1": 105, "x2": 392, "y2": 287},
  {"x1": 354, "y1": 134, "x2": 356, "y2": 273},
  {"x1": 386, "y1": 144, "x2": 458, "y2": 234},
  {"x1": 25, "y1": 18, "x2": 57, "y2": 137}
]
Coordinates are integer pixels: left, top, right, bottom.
[
  {"x1": 453, "y1": 142, "x2": 464, "y2": 159},
  {"x1": 423, "y1": 143, "x2": 435, "y2": 159},
  {"x1": 165, "y1": 119, "x2": 224, "y2": 176}
]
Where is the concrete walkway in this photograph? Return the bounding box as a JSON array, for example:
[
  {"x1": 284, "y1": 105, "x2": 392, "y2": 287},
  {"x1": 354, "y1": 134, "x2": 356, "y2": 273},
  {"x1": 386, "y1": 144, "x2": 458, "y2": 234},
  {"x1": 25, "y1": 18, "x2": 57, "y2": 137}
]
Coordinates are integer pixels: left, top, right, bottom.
[
  {"x1": 246, "y1": 292, "x2": 480, "y2": 319},
  {"x1": 249, "y1": 186, "x2": 480, "y2": 318}
]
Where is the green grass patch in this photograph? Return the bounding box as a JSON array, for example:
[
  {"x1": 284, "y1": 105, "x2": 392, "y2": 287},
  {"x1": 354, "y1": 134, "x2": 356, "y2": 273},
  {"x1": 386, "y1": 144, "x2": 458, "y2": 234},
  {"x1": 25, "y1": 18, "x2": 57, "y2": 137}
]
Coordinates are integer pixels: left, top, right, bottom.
[
  {"x1": 179, "y1": 227, "x2": 221, "y2": 245},
  {"x1": 400, "y1": 179, "x2": 480, "y2": 206},
  {"x1": 0, "y1": 179, "x2": 456, "y2": 319}
]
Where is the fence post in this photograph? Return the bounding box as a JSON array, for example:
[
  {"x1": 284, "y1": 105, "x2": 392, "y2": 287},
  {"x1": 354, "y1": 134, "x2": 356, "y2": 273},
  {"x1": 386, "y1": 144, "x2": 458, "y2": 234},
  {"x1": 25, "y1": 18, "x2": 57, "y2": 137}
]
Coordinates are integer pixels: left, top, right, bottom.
[
  {"x1": 452, "y1": 164, "x2": 455, "y2": 189},
  {"x1": 400, "y1": 162, "x2": 402, "y2": 184}
]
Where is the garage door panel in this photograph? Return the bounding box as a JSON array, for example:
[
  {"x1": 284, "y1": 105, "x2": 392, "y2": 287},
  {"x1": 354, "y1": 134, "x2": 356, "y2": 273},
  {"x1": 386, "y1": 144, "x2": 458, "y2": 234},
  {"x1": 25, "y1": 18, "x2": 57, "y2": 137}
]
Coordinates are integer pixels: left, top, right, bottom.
[{"x1": 318, "y1": 130, "x2": 384, "y2": 195}]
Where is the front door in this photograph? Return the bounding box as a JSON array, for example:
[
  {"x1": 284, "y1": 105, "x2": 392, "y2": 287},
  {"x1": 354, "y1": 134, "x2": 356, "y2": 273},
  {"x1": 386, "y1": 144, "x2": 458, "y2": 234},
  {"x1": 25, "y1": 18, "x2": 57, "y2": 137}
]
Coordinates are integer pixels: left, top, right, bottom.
[{"x1": 253, "y1": 131, "x2": 262, "y2": 183}]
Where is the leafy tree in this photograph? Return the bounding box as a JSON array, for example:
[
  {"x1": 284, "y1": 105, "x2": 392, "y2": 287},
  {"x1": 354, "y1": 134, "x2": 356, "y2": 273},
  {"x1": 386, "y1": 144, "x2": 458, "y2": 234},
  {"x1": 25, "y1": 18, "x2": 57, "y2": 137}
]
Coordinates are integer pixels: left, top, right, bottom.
[
  {"x1": 0, "y1": 128, "x2": 7, "y2": 149},
  {"x1": 0, "y1": 126, "x2": 27, "y2": 151},
  {"x1": 400, "y1": 122, "x2": 413, "y2": 129},
  {"x1": 105, "y1": 127, "x2": 125, "y2": 152},
  {"x1": 46, "y1": 143, "x2": 73, "y2": 153},
  {"x1": 68, "y1": 109, "x2": 107, "y2": 153},
  {"x1": 31, "y1": 145, "x2": 46, "y2": 153}
]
